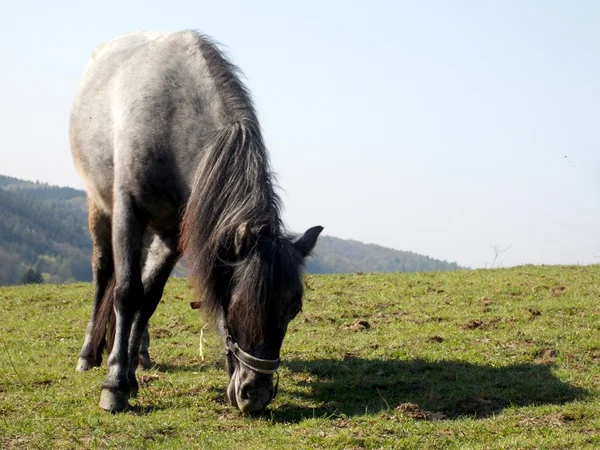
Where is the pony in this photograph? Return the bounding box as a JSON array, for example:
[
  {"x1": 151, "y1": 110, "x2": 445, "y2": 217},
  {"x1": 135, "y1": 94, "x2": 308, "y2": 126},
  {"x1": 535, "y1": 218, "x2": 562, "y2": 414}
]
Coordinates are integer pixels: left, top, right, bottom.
[{"x1": 69, "y1": 30, "x2": 322, "y2": 413}]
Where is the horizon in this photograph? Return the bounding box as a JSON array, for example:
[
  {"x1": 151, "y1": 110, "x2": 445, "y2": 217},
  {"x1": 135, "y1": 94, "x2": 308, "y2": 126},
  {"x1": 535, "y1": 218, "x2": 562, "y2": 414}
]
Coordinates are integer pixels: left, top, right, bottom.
[
  {"x1": 1, "y1": 1, "x2": 599, "y2": 269},
  {"x1": 1, "y1": 172, "x2": 466, "y2": 268}
]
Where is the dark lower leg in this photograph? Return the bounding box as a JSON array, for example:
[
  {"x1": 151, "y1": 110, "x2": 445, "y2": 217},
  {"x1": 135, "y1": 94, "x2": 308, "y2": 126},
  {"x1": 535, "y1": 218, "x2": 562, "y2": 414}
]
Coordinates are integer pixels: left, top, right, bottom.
[
  {"x1": 100, "y1": 279, "x2": 143, "y2": 406},
  {"x1": 127, "y1": 233, "x2": 179, "y2": 386},
  {"x1": 78, "y1": 203, "x2": 113, "y2": 371},
  {"x1": 77, "y1": 272, "x2": 111, "y2": 370},
  {"x1": 99, "y1": 197, "x2": 146, "y2": 412},
  {"x1": 137, "y1": 327, "x2": 151, "y2": 370}
]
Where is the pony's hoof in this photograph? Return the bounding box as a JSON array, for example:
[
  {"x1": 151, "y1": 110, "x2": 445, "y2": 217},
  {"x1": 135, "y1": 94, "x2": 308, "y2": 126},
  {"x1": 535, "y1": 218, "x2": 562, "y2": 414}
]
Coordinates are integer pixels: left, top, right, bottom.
[
  {"x1": 99, "y1": 389, "x2": 129, "y2": 412},
  {"x1": 77, "y1": 358, "x2": 99, "y2": 372},
  {"x1": 137, "y1": 354, "x2": 151, "y2": 371}
]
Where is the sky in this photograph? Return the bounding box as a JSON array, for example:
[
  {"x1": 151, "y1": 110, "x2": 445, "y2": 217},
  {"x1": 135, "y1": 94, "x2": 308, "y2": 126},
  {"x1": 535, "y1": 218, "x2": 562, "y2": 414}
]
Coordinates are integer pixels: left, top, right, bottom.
[{"x1": 1, "y1": 1, "x2": 599, "y2": 268}]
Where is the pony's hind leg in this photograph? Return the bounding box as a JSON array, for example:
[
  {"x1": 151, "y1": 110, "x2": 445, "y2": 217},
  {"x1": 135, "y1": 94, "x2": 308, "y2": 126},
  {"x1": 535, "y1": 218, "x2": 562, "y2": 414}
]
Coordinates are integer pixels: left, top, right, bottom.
[
  {"x1": 99, "y1": 195, "x2": 147, "y2": 412},
  {"x1": 128, "y1": 232, "x2": 180, "y2": 390},
  {"x1": 138, "y1": 327, "x2": 151, "y2": 371},
  {"x1": 77, "y1": 201, "x2": 113, "y2": 372}
]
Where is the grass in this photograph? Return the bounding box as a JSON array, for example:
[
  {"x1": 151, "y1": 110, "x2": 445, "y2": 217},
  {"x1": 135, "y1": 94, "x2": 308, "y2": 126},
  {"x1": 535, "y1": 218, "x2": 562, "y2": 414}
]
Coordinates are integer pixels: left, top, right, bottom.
[{"x1": 1, "y1": 265, "x2": 600, "y2": 449}]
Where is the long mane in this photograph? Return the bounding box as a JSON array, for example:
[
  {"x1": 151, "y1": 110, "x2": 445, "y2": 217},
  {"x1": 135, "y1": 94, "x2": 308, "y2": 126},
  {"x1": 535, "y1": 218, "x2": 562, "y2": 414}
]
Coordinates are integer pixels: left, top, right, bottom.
[{"x1": 179, "y1": 33, "x2": 286, "y2": 332}]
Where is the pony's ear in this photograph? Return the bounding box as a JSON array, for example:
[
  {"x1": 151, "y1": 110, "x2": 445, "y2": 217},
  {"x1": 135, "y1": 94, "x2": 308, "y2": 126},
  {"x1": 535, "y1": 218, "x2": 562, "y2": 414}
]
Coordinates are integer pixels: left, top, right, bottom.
[
  {"x1": 294, "y1": 226, "x2": 324, "y2": 258},
  {"x1": 234, "y1": 222, "x2": 253, "y2": 256},
  {"x1": 234, "y1": 223, "x2": 272, "y2": 257}
]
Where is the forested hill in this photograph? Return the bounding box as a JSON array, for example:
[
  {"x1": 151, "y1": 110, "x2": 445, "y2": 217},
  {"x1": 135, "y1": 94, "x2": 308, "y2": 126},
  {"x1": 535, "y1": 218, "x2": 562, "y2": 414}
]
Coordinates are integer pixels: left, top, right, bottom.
[
  {"x1": 0, "y1": 174, "x2": 464, "y2": 285},
  {"x1": 0, "y1": 175, "x2": 92, "y2": 285},
  {"x1": 306, "y1": 236, "x2": 462, "y2": 273}
]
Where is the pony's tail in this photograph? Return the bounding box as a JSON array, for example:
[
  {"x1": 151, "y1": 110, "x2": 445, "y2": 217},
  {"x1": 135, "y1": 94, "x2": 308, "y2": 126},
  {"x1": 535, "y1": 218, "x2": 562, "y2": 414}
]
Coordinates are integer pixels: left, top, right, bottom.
[{"x1": 90, "y1": 277, "x2": 117, "y2": 362}]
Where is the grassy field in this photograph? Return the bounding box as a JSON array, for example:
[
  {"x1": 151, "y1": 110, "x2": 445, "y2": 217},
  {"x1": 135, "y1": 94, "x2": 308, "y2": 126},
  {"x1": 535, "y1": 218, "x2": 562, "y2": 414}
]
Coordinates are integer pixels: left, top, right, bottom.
[{"x1": 1, "y1": 265, "x2": 599, "y2": 449}]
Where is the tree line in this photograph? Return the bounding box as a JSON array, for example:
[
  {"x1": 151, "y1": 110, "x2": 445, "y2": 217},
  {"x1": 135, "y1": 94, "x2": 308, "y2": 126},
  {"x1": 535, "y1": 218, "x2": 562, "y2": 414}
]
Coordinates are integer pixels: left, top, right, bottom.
[
  {"x1": 0, "y1": 177, "x2": 92, "y2": 285},
  {"x1": 0, "y1": 175, "x2": 464, "y2": 285}
]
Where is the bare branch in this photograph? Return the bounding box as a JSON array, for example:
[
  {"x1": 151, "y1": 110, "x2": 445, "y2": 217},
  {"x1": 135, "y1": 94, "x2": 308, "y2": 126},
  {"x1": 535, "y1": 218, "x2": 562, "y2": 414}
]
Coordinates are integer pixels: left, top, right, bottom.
[{"x1": 490, "y1": 244, "x2": 512, "y2": 268}]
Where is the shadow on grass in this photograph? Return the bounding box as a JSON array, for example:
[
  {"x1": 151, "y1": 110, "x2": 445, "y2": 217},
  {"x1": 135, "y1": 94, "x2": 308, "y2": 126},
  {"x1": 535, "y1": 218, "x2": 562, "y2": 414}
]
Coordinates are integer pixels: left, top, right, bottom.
[
  {"x1": 150, "y1": 360, "x2": 224, "y2": 374},
  {"x1": 269, "y1": 357, "x2": 588, "y2": 422},
  {"x1": 124, "y1": 403, "x2": 168, "y2": 416}
]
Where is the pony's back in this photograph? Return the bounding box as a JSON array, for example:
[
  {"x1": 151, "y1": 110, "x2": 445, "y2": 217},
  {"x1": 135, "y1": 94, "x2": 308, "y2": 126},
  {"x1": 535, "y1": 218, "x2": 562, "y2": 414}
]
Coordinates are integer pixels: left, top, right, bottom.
[{"x1": 69, "y1": 30, "x2": 246, "y2": 217}]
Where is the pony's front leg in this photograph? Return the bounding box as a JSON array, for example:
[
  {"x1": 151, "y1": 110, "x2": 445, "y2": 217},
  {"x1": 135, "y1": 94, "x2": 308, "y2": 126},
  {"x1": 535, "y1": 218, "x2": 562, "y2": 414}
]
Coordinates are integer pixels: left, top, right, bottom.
[
  {"x1": 99, "y1": 197, "x2": 146, "y2": 412},
  {"x1": 126, "y1": 233, "x2": 180, "y2": 394}
]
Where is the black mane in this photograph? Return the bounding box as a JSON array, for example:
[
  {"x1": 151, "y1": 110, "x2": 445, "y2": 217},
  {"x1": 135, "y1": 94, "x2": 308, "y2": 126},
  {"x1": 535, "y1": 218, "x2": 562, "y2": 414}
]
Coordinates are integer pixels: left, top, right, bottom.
[{"x1": 180, "y1": 32, "x2": 297, "y2": 339}]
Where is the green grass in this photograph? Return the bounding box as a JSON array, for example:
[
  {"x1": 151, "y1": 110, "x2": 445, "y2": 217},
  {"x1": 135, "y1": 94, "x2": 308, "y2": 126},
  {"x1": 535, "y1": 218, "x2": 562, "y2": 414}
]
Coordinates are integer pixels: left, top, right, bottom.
[{"x1": 1, "y1": 265, "x2": 600, "y2": 449}]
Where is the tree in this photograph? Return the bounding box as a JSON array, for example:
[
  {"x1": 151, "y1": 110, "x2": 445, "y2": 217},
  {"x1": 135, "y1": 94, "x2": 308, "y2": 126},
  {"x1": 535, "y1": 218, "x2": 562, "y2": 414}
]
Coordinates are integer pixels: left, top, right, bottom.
[
  {"x1": 21, "y1": 266, "x2": 43, "y2": 284},
  {"x1": 488, "y1": 244, "x2": 512, "y2": 268}
]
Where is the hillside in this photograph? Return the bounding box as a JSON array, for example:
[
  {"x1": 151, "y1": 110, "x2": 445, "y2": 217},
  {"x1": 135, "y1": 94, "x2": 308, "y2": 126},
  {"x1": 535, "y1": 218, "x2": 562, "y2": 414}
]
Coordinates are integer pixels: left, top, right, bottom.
[
  {"x1": 1, "y1": 266, "x2": 599, "y2": 448},
  {"x1": 0, "y1": 174, "x2": 463, "y2": 285},
  {"x1": 307, "y1": 235, "x2": 461, "y2": 273},
  {"x1": 0, "y1": 175, "x2": 92, "y2": 285}
]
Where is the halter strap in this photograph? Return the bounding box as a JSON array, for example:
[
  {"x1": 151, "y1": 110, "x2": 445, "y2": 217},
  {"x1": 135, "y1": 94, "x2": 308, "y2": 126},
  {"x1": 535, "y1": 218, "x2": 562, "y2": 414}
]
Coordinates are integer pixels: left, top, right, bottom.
[
  {"x1": 225, "y1": 335, "x2": 280, "y2": 400},
  {"x1": 225, "y1": 335, "x2": 280, "y2": 375}
]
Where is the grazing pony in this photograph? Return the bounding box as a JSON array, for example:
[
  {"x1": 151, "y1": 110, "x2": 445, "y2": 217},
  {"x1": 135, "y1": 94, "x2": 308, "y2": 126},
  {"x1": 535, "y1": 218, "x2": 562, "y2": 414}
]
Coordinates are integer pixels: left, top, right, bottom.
[{"x1": 70, "y1": 30, "x2": 322, "y2": 413}]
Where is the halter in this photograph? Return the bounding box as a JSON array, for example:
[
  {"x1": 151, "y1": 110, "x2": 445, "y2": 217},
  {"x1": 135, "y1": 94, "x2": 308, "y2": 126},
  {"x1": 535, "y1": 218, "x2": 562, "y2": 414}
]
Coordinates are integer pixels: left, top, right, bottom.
[{"x1": 225, "y1": 335, "x2": 280, "y2": 398}]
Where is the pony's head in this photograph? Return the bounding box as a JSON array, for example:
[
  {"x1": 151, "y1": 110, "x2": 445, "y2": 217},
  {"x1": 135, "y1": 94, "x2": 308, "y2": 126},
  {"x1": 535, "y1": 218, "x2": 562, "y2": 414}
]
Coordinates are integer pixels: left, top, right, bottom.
[{"x1": 217, "y1": 225, "x2": 322, "y2": 413}]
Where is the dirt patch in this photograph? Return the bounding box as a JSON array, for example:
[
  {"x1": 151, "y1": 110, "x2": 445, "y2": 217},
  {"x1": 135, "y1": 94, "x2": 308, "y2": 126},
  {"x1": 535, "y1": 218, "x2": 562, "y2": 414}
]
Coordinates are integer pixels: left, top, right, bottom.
[
  {"x1": 528, "y1": 308, "x2": 542, "y2": 318},
  {"x1": 479, "y1": 296, "x2": 493, "y2": 306},
  {"x1": 559, "y1": 411, "x2": 585, "y2": 422},
  {"x1": 395, "y1": 402, "x2": 427, "y2": 419},
  {"x1": 372, "y1": 310, "x2": 407, "y2": 320},
  {"x1": 588, "y1": 349, "x2": 600, "y2": 362},
  {"x1": 427, "y1": 336, "x2": 445, "y2": 343},
  {"x1": 549, "y1": 286, "x2": 567, "y2": 297},
  {"x1": 141, "y1": 424, "x2": 178, "y2": 441},
  {"x1": 425, "y1": 287, "x2": 445, "y2": 294},
  {"x1": 518, "y1": 415, "x2": 563, "y2": 428},
  {"x1": 333, "y1": 418, "x2": 352, "y2": 428},
  {"x1": 534, "y1": 348, "x2": 557, "y2": 364},
  {"x1": 394, "y1": 403, "x2": 447, "y2": 421},
  {"x1": 343, "y1": 320, "x2": 371, "y2": 331},
  {"x1": 153, "y1": 328, "x2": 173, "y2": 338},
  {"x1": 411, "y1": 316, "x2": 445, "y2": 325},
  {"x1": 463, "y1": 319, "x2": 498, "y2": 330}
]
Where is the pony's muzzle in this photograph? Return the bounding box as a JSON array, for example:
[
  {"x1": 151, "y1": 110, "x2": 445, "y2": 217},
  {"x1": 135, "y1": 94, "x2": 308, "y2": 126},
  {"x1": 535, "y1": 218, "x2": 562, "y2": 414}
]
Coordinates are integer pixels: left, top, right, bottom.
[
  {"x1": 240, "y1": 380, "x2": 272, "y2": 411},
  {"x1": 228, "y1": 367, "x2": 275, "y2": 414}
]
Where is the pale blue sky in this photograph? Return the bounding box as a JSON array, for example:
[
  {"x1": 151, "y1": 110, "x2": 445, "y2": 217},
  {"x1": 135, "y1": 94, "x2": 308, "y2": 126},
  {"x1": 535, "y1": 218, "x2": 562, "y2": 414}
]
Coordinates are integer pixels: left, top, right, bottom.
[{"x1": 1, "y1": 1, "x2": 599, "y2": 268}]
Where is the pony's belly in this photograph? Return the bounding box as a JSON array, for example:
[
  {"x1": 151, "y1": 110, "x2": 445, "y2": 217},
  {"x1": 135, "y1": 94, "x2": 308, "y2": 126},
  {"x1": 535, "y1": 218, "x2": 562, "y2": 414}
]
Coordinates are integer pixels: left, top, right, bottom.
[{"x1": 127, "y1": 175, "x2": 188, "y2": 231}]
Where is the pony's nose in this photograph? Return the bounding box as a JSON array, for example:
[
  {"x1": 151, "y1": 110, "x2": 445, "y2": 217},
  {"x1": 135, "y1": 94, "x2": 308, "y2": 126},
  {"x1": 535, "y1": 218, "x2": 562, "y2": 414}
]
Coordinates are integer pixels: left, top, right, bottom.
[{"x1": 238, "y1": 382, "x2": 272, "y2": 413}]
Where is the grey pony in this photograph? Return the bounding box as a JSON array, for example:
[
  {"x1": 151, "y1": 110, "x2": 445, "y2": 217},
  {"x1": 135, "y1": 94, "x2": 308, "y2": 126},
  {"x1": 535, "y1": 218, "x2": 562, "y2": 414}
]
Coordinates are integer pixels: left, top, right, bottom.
[{"x1": 70, "y1": 30, "x2": 322, "y2": 414}]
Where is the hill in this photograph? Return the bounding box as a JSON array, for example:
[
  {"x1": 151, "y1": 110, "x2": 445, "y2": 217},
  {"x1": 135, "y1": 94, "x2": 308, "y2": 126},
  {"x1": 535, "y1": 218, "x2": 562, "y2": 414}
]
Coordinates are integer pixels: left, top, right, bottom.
[
  {"x1": 0, "y1": 266, "x2": 599, "y2": 448},
  {"x1": 0, "y1": 175, "x2": 92, "y2": 285},
  {"x1": 307, "y1": 235, "x2": 461, "y2": 273},
  {"x1": 0, "y1": 174, "x2": 463, "y2": 285}
]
